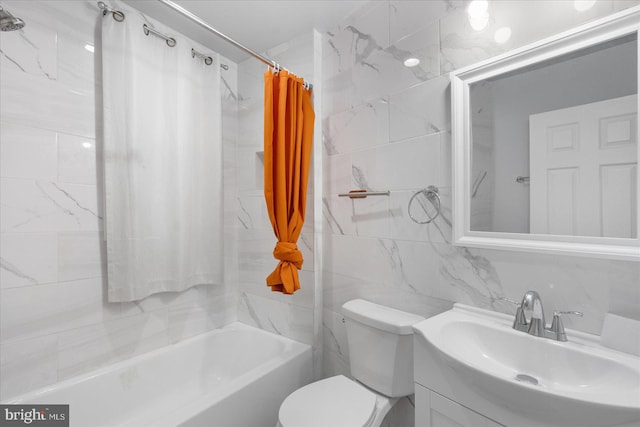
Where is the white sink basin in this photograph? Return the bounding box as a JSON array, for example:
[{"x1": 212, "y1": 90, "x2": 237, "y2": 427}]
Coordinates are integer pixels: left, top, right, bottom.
[{"x1": 413, "y1": 304, "x2": 640, "y2": 427}]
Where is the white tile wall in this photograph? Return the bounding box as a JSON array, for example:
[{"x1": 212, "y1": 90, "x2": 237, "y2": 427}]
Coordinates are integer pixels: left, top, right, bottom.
[
  {"x1": 57, "y1": 232, "x2": 103, "y2": 281},
  {"x1": 57, "y1": 134, "x2": 98, "y2": 185},
  {"x1": 388, "y1": 75, "x2": 450, "y2": 141},
  {"x1": 439, "y1": 0, "x2": 615, "y2": 73},
  {"x1": 0, "y1": 124, "x2": 58, "y2": 180},
  {"x1": 0, "y1": 0, "x2": 238, "y2": 400},
  {"x1": 325, "y1": 98, "x2": 390, "y2": 154},
  {"x1": 322, "y1": 2, "x2": 640, "y2": 425},
  {"x1": 1, "y1": 233, "x2": 58, "y2": 288},
  {"x1": 56, "y1": 310, "x2": 169, "y2": 380},
  {"x1": 0, "y1": 335, "x2": 59, "y2": 398}
]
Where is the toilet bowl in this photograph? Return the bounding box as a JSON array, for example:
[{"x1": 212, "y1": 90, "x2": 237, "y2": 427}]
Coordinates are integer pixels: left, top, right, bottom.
[
  {"x1": 278, "y1": 375, "x2": 398, "y2": 427},
  {"x1": 277, "y1": 300, "x2": 424, "y2": 427}
]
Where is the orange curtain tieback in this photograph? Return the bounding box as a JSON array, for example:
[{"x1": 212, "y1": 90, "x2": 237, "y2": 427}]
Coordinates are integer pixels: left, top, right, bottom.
[
  {"x1": 272, "y1": 242, "x2": 303, "y2": 269},
  {"x1": 265, "y1": 242, "x2": 303, "y2": 295}
]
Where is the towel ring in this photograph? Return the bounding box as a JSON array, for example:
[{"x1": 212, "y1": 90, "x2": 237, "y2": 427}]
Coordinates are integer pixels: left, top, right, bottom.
[{"x1": 408, "y1": 186, "x2": 441, "y2": 224}]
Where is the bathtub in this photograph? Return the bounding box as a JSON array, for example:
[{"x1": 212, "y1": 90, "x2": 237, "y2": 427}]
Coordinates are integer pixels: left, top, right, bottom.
[{"x1": 5, "y1": 322, "x2": 312, "y2": 426}]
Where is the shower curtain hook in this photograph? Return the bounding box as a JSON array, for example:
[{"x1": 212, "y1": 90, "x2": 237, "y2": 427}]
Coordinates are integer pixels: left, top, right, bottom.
[
  {"x1": 272, "y1": 61, "x2": 280, "y2": 76},
  {"x1": 97, "y1": 1, "x2": 125, "y2": 22}
]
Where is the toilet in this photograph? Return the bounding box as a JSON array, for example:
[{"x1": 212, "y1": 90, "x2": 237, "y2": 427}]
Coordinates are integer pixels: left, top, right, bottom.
[{"x1": 278, "y1": 299, "x2": 424, "y2": 427}]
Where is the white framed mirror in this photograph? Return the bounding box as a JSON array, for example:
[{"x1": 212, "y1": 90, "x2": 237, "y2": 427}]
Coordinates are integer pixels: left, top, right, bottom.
[{"x1": 451, "y1": 6, "x2": 640, "y2": 261}]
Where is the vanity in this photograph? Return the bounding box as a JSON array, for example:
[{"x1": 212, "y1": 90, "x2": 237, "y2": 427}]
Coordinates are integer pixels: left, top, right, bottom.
[{"x1": 412, "y1": 302, "x2": 640, "y2": 427}]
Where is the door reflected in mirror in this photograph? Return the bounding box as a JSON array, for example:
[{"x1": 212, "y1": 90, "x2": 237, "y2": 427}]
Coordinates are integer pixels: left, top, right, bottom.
[{"x1": 469, "y1": 34, "x2": 637, "y2": 238}]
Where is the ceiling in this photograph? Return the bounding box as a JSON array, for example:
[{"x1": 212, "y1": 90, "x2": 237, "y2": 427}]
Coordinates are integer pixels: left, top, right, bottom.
[{"x1": 121, "y1": 0, "x2": 368, "y2": 63}]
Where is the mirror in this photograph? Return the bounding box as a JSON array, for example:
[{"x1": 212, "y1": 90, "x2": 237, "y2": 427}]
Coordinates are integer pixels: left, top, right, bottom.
[{"x1": 451, "y1": 7, "x2": 640, "y2": 261}]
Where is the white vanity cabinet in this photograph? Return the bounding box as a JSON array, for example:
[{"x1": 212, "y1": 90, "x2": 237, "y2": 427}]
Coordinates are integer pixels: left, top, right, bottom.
[
  {"x1": 415, "y1": 385, "x2": 504, "y2": 427},
  {"x1": 412, "y1": 304, "x2": 640, "y2": 427}
]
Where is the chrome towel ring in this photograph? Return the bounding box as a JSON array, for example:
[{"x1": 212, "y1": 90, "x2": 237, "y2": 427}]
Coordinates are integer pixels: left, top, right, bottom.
[{"x1": 408, "y1": 186, "x2": 441, "y2": 224}]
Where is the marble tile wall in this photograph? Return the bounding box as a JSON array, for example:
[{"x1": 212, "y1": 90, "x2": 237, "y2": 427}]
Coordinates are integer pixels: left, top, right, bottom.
[
  {"x1": 2, "y1": 0, "x2": 639, "y2": 412},
  {"x1": 321, "y1": 1, "x2": 640, "y2": 426},
  {"x1": 0, "y1": 0, "x2": 238, "y2": 400},
  {"x1": 234, "y1": 33, "x2": 318, "y2": 350}
]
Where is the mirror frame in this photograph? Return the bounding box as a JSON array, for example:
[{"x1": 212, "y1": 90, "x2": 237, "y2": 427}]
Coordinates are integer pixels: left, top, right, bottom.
[{"x1": 451, "y1": 6, "x2": 640, "y2": 261}]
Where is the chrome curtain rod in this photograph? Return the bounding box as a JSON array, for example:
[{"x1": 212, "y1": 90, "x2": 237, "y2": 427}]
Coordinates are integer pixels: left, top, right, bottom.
[
  {"x1": 99, "y1": 2, "x2": 229, "y2": 70},
  {"x1": 156, "y1": 0, "x2": 312, "y2": 89}
]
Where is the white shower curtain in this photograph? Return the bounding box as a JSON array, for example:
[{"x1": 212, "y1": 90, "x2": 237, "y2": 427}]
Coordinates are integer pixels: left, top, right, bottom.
[{"x1": 101, "y1": 8, "x2": 223, "y2": 302}]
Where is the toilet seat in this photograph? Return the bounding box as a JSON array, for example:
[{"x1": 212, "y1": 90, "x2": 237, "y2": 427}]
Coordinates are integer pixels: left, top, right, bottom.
[{"x1": 278, "y1": 375, "x2": 378, "y2": 427}]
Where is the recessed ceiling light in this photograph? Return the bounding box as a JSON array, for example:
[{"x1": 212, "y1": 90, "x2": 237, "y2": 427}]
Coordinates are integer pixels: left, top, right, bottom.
[
  {"x1": 84, "y1": 44, "x2": 95, "y2": 53},
  {"x1": 404, "y1": 57, "x2": 420, "y2": 67},
  {"x1": 574, "y1": 0, "x2": 597, "y2": 11},
  {"x1": 494, "y1": 27, "x2": 512, "y2": 44}
]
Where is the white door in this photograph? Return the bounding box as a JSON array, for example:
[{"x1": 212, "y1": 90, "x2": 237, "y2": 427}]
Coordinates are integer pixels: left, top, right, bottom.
[{"x1": 529, "y1": 95, "x2": 637, "y2": 237}]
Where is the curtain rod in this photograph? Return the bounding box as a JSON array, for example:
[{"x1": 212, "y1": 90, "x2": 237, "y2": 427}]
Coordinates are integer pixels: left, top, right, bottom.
[{"x1": 156, "y1": 0, "x2": 312, "y2": 89}]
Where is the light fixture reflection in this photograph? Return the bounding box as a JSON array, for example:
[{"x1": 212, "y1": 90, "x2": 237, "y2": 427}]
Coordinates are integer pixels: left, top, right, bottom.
[
  {"x1": 467, "y1": 0, "x2": 488, "y2": 16},
  {"x1": 574, "y1": 0, "x2": 597, "y2": 11},
  {"x1": 494, "y1": 27, "x2": 512, "y2": 44},
  {"x1": 84, "y1": 44, "x2": 95, "y2": 53},
  {"x1": 467, "y1": 0, "x2": 489, "y2": 31},
  {"x1": 403, "y1": 57, "x2": 420, "y2": 67}
]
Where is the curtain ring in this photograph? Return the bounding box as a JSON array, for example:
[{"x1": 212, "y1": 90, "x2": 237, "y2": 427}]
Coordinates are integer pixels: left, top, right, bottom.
[
  {"x1": 408, "y1": 186, "x2": 441, "y2": 224},
  {"x1": 192, "y1": 48, "x2": 213, "y2": 65},
  {"x1": 143, "y1": 24, "x2": 176, "y2": 47},
  {"x1": 98, "y1": 1, "x2": 125, "y2": 22},
  {"x1": 112, "y1": 10, "x2": 125, "y2": 22}
]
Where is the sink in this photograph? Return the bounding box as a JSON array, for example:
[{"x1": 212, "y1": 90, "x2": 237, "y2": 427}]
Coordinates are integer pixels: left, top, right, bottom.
[{"x1": 413, "y1": 304, "x2": 640, "y2": 427}]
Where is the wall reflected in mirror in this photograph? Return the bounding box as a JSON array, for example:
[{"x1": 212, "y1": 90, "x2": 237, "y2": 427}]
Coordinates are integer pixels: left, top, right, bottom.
[{"x1": 469, "y1": 33, "x2": 637, "y2": 238}]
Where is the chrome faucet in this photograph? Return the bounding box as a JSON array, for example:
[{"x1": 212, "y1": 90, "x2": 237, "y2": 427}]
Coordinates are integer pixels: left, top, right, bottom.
[
  {"x1": 500, "y1": 291, "x2": 583, "y2": 342},
  {"x1": 520, "y1": 291, "x2": 546, "y2": 337}
]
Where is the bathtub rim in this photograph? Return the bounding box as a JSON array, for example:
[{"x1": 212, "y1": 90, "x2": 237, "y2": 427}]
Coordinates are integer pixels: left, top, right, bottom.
[
  {"x1": 2, "y1": 321, "x2": 311, "y2": 405},
  {"x1": 125, "y1": 331, "x2": 312, "y2": 426}
]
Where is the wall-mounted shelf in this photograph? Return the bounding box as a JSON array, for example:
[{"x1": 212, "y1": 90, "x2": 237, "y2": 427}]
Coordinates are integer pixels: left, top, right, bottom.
[{"x1": 338, "y1": 190, "x2": 390, "y2": 199}]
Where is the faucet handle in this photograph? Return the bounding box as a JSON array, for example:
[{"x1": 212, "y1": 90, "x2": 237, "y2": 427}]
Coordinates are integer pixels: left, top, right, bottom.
[
  {"x1": 550, "y1": 311, "x2": 583, "y2": 342},
  {"x1": 499, "y1": 296, "x2": 520, "y2": 306},
  {"x1": 499, "y1": 297, "x2": 528, "y2": 331},
  {"x1": 556, "y1": 310, "x2": 583, "y2": 317}
]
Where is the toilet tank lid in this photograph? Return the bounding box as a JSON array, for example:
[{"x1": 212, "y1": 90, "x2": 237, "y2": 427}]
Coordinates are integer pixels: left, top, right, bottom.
[{"x1": 341, "y1": 299, "x2": 424, "y2": 335}]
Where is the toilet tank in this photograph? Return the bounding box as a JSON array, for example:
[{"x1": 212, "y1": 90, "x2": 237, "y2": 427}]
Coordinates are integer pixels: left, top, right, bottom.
[{"x1": 342, "y1": 299, "x2": 424, "y2": 398}]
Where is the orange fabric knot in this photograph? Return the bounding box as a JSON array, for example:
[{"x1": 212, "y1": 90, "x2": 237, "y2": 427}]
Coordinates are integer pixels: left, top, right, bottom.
[{"x1": 272, "y1": 242, "x2": 303, "y2": 269}]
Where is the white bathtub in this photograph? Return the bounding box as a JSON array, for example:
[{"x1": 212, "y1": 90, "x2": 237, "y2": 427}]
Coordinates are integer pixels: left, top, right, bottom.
[{"x1": 5, "y1": 322, "x2": 312, "y2": 427}]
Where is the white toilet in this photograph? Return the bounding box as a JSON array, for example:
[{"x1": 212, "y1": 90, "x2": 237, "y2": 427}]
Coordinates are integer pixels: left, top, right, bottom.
[{"x1": 278, "y1": 299, "x2": 424, "y2": 427}]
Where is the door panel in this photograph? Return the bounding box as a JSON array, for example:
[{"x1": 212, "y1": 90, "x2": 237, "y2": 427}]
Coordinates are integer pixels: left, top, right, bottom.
[{"x1": 530, "y1": 95, "x2": 637, "y2": 237}]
